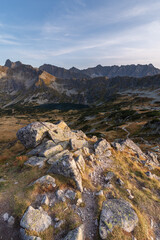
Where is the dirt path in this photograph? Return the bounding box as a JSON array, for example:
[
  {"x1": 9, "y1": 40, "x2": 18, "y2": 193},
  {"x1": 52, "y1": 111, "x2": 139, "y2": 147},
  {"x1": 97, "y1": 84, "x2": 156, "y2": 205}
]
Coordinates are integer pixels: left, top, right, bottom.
[{"x1": 79, "y1": 156, "x2": 112, "y2": 240}]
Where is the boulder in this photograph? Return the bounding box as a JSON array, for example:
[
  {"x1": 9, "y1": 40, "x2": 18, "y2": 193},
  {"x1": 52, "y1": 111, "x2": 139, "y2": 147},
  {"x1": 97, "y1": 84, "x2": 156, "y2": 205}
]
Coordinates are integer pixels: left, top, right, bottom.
[
  {"x1": 24, "y1": 156, "x2": 47, "y2": 168},
  {"x1": 17, "y1": 122, "x2": 49, "y2": 149},
  {"x1": 70, "y1": 138, "x2": 88, "y2": 150},
  {"x1": 17, "y1": 121, "x2": 80, "y2": 149},
  {"x1": 94, "y1": 139, "x2": 111, "y2": 156},
  {"x1": 48, "y1": 154, "x2": 83, "y2": 192},
  {"x1": 112, "y1": 139, "x2": 145, "y2": 158},
  {"x1": 99, "y1": 199, "x2": 138, "y2": 239},
  {"x1": 31, "y1": 175, "x2": 56, "y2": 188},
  {"x1": 63, "y1": 224, "x2": 84, "y2": 240},
  {"x1": 27, "y1": 140, "x2": 63, "y2": 158},
  {"x1": 20, "y1": 206, "x2": 51, "y2": 233}
]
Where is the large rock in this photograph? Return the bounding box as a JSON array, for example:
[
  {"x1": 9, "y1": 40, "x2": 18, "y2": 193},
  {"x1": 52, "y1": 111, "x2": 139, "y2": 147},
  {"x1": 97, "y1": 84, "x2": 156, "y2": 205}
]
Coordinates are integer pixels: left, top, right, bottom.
[
  {"x1": 17, "y1": 122, "x2": 49, "y2": 149},
  {"x1": 20, "y1": 206, "x2": 52, "y2": 232},
  {"x1": 17, "y1": 121, "x2": 82, "y2": 149},
  {"x1": 31, "y1": 175, "x2": 56, "y2": 188},
  {"x1": 99, "y1": 199, "x2": 138, "y2": 239},
  {"x1": 70, "y1": 138, "x2": 88, "y2": 150},
  {"x1": 94, "y1": 138, "x2": 111, "y2": 156},
  {"x1": 48, "y1": 154, "x2": 83, "y2": 192},
  {"x1": 112, "y1": 138, "x2": 145, "y2": 158},
  {"x1": 63, "y1": 224, "x2": 84, "y2": 240},
  {"x1": 24, "y1": 156, "x2": 47, "y2": 168},
  {"x1": 28, "y1": 140, "x2": 63, "y2": 158},
  {"x1": 47, "y1": 150, "x2": 70, "y2": 164}
]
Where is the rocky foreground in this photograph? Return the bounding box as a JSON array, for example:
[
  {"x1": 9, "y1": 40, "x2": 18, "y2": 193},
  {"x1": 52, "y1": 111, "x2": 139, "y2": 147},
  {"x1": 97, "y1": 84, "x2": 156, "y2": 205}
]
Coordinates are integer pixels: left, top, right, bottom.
[{"x1": 2, "y1": 121, "x2": 160, "y2": 240}]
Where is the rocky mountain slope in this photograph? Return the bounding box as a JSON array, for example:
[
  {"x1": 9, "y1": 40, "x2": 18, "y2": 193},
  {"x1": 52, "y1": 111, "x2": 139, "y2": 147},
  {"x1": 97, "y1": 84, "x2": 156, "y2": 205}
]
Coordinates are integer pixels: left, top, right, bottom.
[
  {"x1": 0, "y1": 60, "x2": 160, "y2": 108},
  {"x1": 0, "y1": 120, "x2": 159, "y2": 240}
]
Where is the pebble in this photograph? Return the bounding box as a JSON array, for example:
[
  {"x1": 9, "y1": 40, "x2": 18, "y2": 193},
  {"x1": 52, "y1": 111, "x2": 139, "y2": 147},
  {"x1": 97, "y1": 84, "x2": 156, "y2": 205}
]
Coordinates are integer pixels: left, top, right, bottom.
[
  {"x1": 8, "y1": 216, "x2": 15, "y2": 225},
  {"x1": 55, "y1": 220, "x2": 64, "y2": 228},
  {"x1": 3, "y1": 213, "x2": 9, "y2": 221}
]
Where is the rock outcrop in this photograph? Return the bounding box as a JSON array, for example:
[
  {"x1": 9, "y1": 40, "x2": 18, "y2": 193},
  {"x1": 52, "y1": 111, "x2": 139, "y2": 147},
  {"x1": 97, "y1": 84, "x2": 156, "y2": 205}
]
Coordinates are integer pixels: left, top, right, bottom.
[
  {"x1": 16, "y1": 121, "x2": 157, "y2": 239},
  {"x1": 99, "y1": 199, "x2": 138, "y2": 239}
]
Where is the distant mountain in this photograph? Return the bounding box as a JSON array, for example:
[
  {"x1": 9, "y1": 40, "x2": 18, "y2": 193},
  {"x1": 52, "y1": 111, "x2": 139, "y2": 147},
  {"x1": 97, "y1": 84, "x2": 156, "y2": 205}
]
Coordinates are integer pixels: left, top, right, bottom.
[
  {"x1": 40, "y1": 63, "x2": 160, "y2": 79},
  {"x1": 0, "y1": 60, "x2": 160, "y2": 108},
  {"x1": 80, "y1": 63, "x2": 160, "y2": 78},
  {"x1": 39, "y1": 64, "x2": 88, "y2": 79}
]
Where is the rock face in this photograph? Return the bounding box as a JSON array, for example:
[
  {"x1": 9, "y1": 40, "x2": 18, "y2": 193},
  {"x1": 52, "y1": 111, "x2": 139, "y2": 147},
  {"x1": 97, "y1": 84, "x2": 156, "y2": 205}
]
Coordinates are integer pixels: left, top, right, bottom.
[
  {"x1": 20, "y1": 206, "x2": 52, "y2": 233},
  {"x1": 63, "y1": 224, "x2": 84, "y2": 240},
  {"x1": 99, "y1": 199, "x2": 138, "y2": 239},
  {"x1": 48, "y1": 154, "x2": 83, "y2": 192}
]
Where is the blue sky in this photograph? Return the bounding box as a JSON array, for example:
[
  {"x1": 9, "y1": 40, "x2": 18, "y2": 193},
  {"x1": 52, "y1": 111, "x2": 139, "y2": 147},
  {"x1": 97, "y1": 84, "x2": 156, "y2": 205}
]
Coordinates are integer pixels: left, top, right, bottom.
[{"x1": 1, "y1": 0, "x2": 160, "y2": 68}]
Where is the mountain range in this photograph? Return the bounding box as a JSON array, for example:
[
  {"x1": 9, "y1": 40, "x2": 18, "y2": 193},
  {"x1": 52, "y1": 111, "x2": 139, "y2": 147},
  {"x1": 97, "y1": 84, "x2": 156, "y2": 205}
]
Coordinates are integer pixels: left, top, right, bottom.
[{"x1": 0, "y1": 59, "x2": 160, "y2": 108}]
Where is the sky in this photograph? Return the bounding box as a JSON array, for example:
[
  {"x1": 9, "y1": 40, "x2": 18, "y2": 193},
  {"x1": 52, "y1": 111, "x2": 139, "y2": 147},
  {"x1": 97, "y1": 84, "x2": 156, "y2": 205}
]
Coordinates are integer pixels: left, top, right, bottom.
[{"x1": 0, "y1": 0, "x2": 160, "y2": 69}]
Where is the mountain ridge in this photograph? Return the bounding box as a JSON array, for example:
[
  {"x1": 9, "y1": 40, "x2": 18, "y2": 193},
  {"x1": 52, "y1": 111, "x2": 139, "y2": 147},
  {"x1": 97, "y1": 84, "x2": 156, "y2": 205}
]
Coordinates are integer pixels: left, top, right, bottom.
[{"x1": 0, "y1": 59, "x2": 160, "y2": 108}]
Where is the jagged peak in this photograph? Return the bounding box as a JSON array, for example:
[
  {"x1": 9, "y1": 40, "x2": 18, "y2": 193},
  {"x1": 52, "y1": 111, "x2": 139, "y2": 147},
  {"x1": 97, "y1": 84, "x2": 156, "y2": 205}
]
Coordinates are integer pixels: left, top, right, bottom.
[{"x1": 4, "y1": 59, "x2": 22, "y2": 68}]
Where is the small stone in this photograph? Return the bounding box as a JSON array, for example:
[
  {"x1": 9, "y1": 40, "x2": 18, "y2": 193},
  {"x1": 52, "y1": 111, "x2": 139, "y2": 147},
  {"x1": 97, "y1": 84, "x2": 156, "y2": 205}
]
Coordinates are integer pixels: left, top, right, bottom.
[
  {"x1": 54, "y1": 218, "x2": 59, "y2": 222},
  {"x1": 14, "y1": 182, "x2": 18, "y2": 184},
  {"x1": 104, "y1": 172, "x2": 114, "y2": 182},
  {"x1": 56, "y1": 190, "x2": 65, "y2": 202},
  {"x1": 8, "y1": 216, "x2": 15, "y2": 225},
  {"x1": 3, "y1": 213, "x2": 9, "y2": 221},
  {"x1": 105, "y1": 182, "x2": 113, "y2": 189},
  {"x1": 65, "y1": 189, "x2": 76, "y2": 200},
  {"x1": 116, "y1": 178, "x2": 124, "y2": 186},
  {"x1": 41, "y1": 195, "x2": 49, "y2": 206},
  {"x1": 127, "y1": 189, "x2": 134, "y2": 199},
  {"x1": 96, "y1": 190, "x2": 104, "y2": 196},
  {"x1": 76, "y1": 198, "x2": 83, "y2": 206},
  {"x1": 150, "y1": 219, "x2": 154, "y2": 229},
  {"x1": 55, "y1": 220, "x2": 64, "y2": 228},
  {"x1": 0, "y1": 178, "x2": 6, "y2": 183},
  {"x1": 95, "y1": 219, "x2": 98, "y2": 226},
  {"x1": 132, "y1": 236, "x2": 137, "y2": 240},
  {"x1": 145, "y1": 171, "x2": 152, "y2": 177}
]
